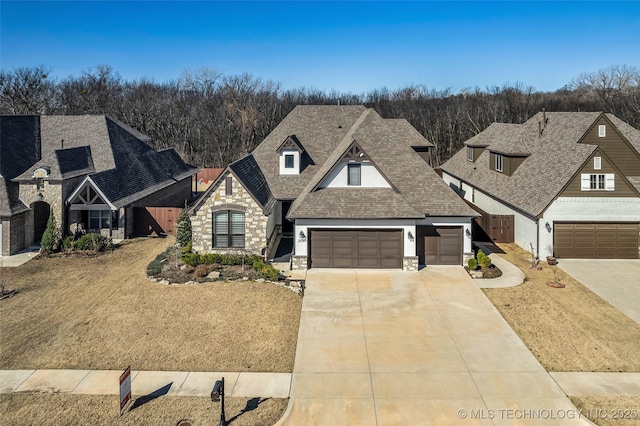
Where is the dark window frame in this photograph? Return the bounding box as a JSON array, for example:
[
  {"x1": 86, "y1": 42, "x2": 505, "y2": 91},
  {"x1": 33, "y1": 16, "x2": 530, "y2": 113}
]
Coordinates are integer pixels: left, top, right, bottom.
[
  {"x1": 225, "y1": 177, "x2": 233, "y2": 195},
  {"x1": 213, "y1": 210, "x2": 245, "y2": 248},
  {"x1": 347, "y1": 163, "x2": 361, "y2": 186},
  {"x1": 590, "y1": 173, "x2": 606, "y2": 190},
  {"x1": 284, "y1": 154, "x2": 295, "y2": 169}
]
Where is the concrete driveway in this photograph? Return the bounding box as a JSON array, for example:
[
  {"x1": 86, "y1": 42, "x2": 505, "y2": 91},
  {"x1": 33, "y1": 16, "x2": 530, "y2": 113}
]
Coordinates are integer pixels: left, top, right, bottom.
[
  {"x1": 278, "y1": 268, "x2": 588, "y2": 425},
  {"x1": 559, "y1": 259, "x2": 640, "y2": 324}
]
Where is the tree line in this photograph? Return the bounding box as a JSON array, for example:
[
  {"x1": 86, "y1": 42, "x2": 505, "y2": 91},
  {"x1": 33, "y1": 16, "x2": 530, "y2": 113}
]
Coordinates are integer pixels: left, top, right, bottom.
[{"x1": 1, "y1": 64, "x2": 639, "y2": 167}]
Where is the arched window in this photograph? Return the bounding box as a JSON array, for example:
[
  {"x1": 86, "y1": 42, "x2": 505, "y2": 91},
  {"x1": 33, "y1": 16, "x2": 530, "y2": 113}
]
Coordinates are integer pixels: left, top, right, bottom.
[{"x1": 213, "y1": 210, "x2": 245, "y2": 248}]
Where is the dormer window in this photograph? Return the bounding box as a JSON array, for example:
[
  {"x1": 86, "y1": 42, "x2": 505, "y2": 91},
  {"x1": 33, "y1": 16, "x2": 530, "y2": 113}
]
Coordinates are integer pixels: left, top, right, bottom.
[
  {"x1": 285, "y1": 154, "x2": 294, "y2": 169},
  {"x1": 467, "y1": 146, "x2": 473, "y2": 162},
  {"x1": 277, "y1": 135, "x2": 304, "y2": 175}
]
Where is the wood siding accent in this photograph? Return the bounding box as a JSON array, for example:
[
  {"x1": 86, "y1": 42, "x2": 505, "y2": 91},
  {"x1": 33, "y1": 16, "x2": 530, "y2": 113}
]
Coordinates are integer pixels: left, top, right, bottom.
[
  {"x1": 510, "y1": 156, "x2": 526, "y2": 175},
  {"x1": 489, "y1": 152, "x2": 526, "y2": 176},
  {"x1": 561, "y1": 150, "x2": 636, "y2": 197},
  {"x1": 554, "y1": 222, "x2": 639, "y2": 259},
  {"x1": 422, "y1": 226, "x2": 463, "y2": 265},
  {"x1": 580, "y1": 116, "x2": 640, "y2": 176},
  {"x1": 472, "y1": 147, "x2": 484, "y2": 162},
  {"x1": 309, "y1": 229, "x2": 402, "y2": 269},
  {"x1": 133, "y1": 207, "x2": 181, "y2": 236}
]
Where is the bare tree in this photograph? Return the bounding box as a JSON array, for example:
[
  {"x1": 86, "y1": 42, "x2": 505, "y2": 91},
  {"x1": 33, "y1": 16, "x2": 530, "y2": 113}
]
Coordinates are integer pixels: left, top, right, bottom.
[{"x1": 0, "y1": 65, "x2": 57, "y2": 114}]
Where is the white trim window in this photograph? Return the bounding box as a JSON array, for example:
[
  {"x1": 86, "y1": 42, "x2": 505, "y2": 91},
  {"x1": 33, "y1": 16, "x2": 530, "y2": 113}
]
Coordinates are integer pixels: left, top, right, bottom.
[
  {"x1": 89, "y1": 210, "x2": 110, "y2": 229},
  {"x1": 581, "y1": 173, "x2": 614, "y2": 191},
  {"x1": 598, "y1": 125, "x2": 606, "y2": 137},
  {"x1": 594, "y1": 157, "x2": 601, "y2": 170},
  {"x1": 495, "y1": 154, "x2": 503, "y2": 172},
  {"x1": 213, "y1": 210, "x2": 245, "y2": 248},
  {"x1": 467, "y1": 146, "x2": 473, "y2": 162}
]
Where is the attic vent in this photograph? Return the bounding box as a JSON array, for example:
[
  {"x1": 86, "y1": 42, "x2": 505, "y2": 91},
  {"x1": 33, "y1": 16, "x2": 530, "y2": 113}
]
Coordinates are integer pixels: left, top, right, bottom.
[{"x1": 338, "y1": 125, "x2": 342, "y2": 129}]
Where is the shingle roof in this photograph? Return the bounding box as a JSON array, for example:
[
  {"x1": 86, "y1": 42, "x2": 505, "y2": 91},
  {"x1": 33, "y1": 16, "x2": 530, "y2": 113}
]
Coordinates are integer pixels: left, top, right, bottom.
[
  {"x1": 0, "y1": 115, "x2": 40, "y2": 216},
  {"x1": 286, "y1": 108, "x2": 477, "y2": 219},
  {"x1": 251, "y1": 105, "x2": 368, "y2": 199},
  {"x1": 441, "y1": 111, "x2": 613, "y2": 217},
  {"x1": 2, "y1": 114, "x2": 196, "y2": 212},
  {"x1": 229, "y1": 154, "x2": 275, "y2": 213}
]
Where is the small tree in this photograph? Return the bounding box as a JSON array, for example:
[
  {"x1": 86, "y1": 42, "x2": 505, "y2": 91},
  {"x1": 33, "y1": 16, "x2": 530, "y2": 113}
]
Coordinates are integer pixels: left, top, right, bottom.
[
  {"x1": 40, "y1": 210, "x2": 60, "y2": 254},
  {"x1": 176, "y1": 205, "x2": 192, "y2": 247}
]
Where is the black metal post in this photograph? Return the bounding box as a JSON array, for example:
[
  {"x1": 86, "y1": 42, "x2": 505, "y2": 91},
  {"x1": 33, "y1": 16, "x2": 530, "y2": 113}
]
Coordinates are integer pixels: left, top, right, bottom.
[{"x1": 219, "y1": 377, "x2": 226, "y2": 426}]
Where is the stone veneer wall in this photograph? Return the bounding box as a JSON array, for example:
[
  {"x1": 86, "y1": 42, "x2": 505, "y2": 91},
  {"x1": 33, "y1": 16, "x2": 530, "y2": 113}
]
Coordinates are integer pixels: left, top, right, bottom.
[
  {"x1": 191, "y1": 173, "x2": 268, "y2": 255},
  {"x1": 291, "y1": 255, "x2": 307, "y2": 270},
  {"x1": 19, "y1": 181, "x2": 63, "y2": 229},
  {"x1": 403, "y1": 256, "x2": 419, "y2": 271}
]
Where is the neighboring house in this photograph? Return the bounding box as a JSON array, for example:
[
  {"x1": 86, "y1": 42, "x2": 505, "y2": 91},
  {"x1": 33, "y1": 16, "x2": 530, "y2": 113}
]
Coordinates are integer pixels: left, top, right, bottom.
[
  {"x1": 441, "y1": 111, "x2": 640, "y2": 260},
  {"x1": 0, "y1": 115, "x2": 197, "y2": 256},
  {"x1": 190, "y1": 105, "x2": 477, "y2": 271}
]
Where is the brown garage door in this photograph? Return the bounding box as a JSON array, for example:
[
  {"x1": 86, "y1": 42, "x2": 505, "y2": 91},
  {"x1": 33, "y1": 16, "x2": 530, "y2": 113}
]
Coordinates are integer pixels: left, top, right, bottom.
[
  {"x1": 554, "y1": 223, "x2": 639, "y2": 259},
  {"x1": 424, "y1": 226, "x2": 463, "y2": 265},
  {"x1": 309, "y1": 229, "x2": 403, "y2": 269}
]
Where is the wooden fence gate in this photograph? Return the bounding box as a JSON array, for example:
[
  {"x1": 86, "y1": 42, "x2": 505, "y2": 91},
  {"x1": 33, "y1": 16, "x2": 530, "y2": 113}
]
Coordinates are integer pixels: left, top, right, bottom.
[
  {"x1": 477, "y1": 214, "x2": 514, "y2": 243},
  {"x1": 133, "y1": 207, "x2": 181, "y2": 236}
]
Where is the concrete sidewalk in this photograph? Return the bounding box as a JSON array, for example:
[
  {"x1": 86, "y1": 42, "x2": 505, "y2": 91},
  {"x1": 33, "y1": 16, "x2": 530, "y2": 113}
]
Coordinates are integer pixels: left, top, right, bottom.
[
  {"x1": 468, "y1": 242, "x2": 526, "y2": 289},
  {"x1": 551, "y1": 372, "x2": 640, "y2": 397},
  {"x1": 0, "y1": 246, "x2": 40, "y2": 267},
  {"x1": 0, "y1": 369, "x2": 291, "y2": 398}
]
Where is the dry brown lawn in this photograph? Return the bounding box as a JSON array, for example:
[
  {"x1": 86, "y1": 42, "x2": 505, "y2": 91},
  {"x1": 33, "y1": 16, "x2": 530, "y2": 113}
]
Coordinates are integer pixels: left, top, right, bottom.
[
  {"x1": 483, "y1": 243, "x2": 640, "y2": 372},
  {"x1": 0, "y1": 393, "x2": 287, "y2": 426},
  {"x1": 0, "y1": 237, "x2": 302, "y2": 372},
  {"x1": 485, "y1": 244, "x2": 640, "y2": 425}
]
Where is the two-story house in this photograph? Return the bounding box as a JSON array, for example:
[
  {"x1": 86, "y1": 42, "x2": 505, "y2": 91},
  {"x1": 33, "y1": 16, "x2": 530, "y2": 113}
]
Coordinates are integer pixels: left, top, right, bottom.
[
  {"x1": 441, "y1": 111, "x2": 640, "y2": 259},
  {"x1": 190, "y1": 105, "x2": 478, "y2": 270}
]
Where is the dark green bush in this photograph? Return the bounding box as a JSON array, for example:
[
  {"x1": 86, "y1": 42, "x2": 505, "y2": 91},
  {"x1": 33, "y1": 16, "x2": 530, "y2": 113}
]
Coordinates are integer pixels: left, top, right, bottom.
[
  {"x1": 176, "y1": 207, "x2": 192, "y2": 247},
  {"x1": 201, "y1": 253, "x2": 221, "y2": 265},
  {"x1": 75, "y1": 234, "x2": 95, "y2": 251},
  {"x1": 182, "y1": 252, "x2": 200, "y2": 267},
  {"x1": 62, "y1": 235, "x2": 75, "y2": 250},
  {"x1": 259, "y1": 264, "x2": 280, "y2": 281},
  {"x1": 147, "y1": 249, "x2": 169, "y2": 276},
  {"x1": 40, "y1": 211, "x2": 60, "y2": 253}
]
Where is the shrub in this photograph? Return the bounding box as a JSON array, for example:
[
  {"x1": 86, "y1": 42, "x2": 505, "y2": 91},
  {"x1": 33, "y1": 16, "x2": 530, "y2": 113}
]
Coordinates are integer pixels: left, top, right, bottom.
[
  {"x1": 201, "y1": 253, "x2": 221, "y2": 265},
  {"x1": 468, "y1": 258, "x2": 478, "y2": 270},
  {"x1": 75, "y1": 234, "x2": 95, "y2": 251},
  {"x1": 91, "y1": 234, "x2": 111, "y2": 252},
  {"x1": 181, "y1": 240, "x2": 192, "y2": 255},
  {"x1": 40, "y1": 211, "x2": 60, "y2": 253},
  {"x1": 182, "y1": 252, "x2": 201, "y2": 267},
  {"x1": 147, "y1": 250, "x2": 169, "y2": 276},
  {"x1": 62, "y1": 235, "x2": 75, "y2": 250},
  {"x1": 477, "y1": 249, "x2": 491, "y2": 268},
  {"x1": 259, "y1": 264, "x2": 280, "y2": 281},
  {"x1": 176, "y1": 206, "x2": 192, "y2": 247}
]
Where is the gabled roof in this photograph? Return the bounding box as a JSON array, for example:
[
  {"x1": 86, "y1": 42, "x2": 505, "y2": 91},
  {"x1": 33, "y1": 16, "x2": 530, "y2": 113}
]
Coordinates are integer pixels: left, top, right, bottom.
[
  {"x1": 441, "y1": 111, "x2": 636, "y2": 217},
  {"x1": 1, "y1": 114, "x2": 197, "y2": 212},
  {"x1": 276, "y1": 135, "x2": 305, "y2": 153},
  {"x1": 288, "y1": 108, "x2": 477, "y2": 219}
]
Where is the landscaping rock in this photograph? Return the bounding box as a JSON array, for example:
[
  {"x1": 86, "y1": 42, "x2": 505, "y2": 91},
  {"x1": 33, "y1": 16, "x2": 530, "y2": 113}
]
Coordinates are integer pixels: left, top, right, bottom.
[{"x1": 206, "y1": 271, "x2": 220, "y2": 279}]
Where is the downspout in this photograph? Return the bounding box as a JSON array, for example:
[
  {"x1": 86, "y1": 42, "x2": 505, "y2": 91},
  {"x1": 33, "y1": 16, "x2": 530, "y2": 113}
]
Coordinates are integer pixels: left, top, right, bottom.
[{"x1": 536, "y1": 218, "x2": 540, "y2": 260}]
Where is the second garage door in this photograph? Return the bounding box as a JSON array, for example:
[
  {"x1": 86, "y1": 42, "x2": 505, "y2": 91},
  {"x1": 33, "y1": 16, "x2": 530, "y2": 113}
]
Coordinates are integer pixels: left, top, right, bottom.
[
  {"x1": 554, "y1": 222, "x2": 639, "y2": 259},
  {"x1": 309, "y1": 229, "x2": 403, "y2": 269},
  {"x1": 423, "y1": 226, "x2": 463, "y2": 265}
]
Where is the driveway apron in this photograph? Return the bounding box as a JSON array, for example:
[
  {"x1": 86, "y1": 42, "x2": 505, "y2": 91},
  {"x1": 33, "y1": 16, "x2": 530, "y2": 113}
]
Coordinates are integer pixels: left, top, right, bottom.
[{"x1": 278, "y1": 268, "x2": 589, "y2": 425}]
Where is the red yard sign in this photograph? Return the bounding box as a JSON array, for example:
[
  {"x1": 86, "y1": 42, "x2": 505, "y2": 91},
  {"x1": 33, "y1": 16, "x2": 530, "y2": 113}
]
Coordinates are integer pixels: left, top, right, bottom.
[{"x1": 119, "y1": 366, "x2": 132, "y2": 415}]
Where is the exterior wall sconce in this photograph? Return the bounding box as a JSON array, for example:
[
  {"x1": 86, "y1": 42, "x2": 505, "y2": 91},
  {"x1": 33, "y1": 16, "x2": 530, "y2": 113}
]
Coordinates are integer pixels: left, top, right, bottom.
[
  {"x1": 545, "y1": 222, "x2": 552, "y2": 233},
  {"x1": 407, "y1": 231, "x2": 414, "y2": 242},
  {"x1": 298, "y1": 231, "x2": 306, "y2": 242},
  {"x1": 465, "y1": 228, "x2": 472, "y2": 238}
]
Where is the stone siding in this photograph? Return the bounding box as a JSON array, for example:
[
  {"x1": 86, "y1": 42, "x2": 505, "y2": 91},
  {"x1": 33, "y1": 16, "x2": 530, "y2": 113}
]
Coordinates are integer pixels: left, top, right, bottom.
[
  {"x1": 191, "y1": 173, "x2": 267, "y2": 255},
  {"x1": 19, "y1": 181, "x2": 63, "y2": 231},
  {"x1": 291, "y1": 255, "x2": 308, "y2": 270},
  {"x1": 402, "y1": 256, "x2": 419, "y2": 271}
]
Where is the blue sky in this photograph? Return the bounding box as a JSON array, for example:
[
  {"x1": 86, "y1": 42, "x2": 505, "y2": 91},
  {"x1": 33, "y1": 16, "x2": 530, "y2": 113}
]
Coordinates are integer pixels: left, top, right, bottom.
[{"x1": 1, "y1": 1, "x2": 639, "y2": 93}]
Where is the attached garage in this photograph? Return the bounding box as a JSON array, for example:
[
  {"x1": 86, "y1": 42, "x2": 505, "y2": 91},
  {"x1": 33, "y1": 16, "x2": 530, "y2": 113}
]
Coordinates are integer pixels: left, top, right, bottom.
[
  {"x1": 421, "y1": 226, "x2": 463, "y2": 265},
  {"x1": 554, "y1": 222, "x2": 639, "y2": 259},
  {"x1": 309, "y1": 229, "x2": 403, "y2": 269}
]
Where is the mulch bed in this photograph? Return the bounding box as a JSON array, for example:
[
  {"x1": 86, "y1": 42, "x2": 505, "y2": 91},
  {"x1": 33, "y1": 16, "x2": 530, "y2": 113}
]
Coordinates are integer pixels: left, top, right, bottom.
[
  {"x1": 464, "y1": 264, "x2": 503, "y2": 278},
  {"x1": 154, "y1": 262, "x2": 263, "y2": 284}
]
